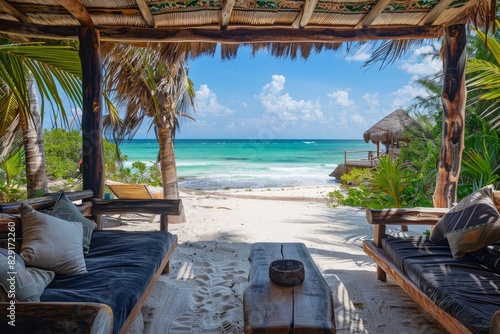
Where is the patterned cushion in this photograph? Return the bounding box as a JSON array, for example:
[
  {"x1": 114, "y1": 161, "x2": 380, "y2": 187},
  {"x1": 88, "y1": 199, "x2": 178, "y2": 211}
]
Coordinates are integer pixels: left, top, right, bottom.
[
  {"x1": 430, "y1": 185, "x2": 500, "y2": 258},
  {"x1": 20, "y1": 203, "x2": 87, "y2": 275},
  {"x1": 0, "y1": 248, "x2": 55, "y2": 301},
  {"x1": 50, "y1": 191, "x2": 97, "y2": 254}
]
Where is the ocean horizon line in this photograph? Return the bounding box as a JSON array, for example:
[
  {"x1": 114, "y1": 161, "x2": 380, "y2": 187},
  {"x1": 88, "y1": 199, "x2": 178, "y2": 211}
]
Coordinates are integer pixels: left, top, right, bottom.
[{"x1": 122, "y1": 138, "x2": 367, "y2": 142}]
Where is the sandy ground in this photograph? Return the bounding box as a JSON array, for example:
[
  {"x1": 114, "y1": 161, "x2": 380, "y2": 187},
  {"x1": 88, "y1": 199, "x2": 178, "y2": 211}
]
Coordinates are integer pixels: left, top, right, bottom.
[{"x1": 103, "y1": 185, "x2": 446, "y2": 334}]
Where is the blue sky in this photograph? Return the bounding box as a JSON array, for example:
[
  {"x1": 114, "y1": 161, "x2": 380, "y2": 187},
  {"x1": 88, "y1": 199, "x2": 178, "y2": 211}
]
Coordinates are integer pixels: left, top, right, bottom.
[
  {"x1": 48, "y1": 41, "x2": 442, "y2": 140},
  {"x1": 158, "y1": 42, "x2": 442, "y2": 140}
]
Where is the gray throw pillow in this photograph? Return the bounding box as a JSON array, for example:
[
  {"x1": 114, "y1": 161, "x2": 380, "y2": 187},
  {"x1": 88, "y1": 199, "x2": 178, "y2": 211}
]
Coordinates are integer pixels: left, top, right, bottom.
[
  {"x1": 20, "y1": 203, "x2": 87, "y2": 275},
  {"x1": 50, "y1": 191, "x2": 97, "y2": 254},
  {"x1": 430, "y1": 185, "x2": 500, "y2": 258},
  {"x1": 0, "y1": 248, "x2": 55, "y2": 302}
]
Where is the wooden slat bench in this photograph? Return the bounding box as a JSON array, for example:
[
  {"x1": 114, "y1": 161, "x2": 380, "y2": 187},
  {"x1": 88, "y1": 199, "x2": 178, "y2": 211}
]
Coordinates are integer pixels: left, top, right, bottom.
[{"x1": 243, "y1": 242, "x2": 336, "y2": 333}]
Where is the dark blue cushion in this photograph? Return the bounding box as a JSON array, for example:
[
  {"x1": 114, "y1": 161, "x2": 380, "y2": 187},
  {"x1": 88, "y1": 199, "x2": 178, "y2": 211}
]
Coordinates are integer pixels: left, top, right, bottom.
[
  {"x1": 40, "y1": 230, "x2": 176, "y2": 334},
  {"x1": 382, "y1": 235, "x2": 500, "y2": 334}
]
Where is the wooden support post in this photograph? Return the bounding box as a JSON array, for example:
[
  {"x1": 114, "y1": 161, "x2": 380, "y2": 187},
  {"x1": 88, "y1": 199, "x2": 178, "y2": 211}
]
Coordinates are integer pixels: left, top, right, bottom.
[
  {"x1": 78, "y1": 27, "x2": 104, "y2": 199},
  {"x1": 373, "y1": 224, "x2": 387, "y2": 281},
  {"x1": 433, "y1": 24, "x2": 467, "y2": 208}
]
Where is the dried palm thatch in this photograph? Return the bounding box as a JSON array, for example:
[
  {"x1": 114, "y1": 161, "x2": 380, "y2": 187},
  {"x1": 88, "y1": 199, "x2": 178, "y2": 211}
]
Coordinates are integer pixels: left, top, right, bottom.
[
  {"x1": 363, "y1": 109, "x2": 424, "y2": 145},
  {"x1": 0, "y1": 0, "x2": 496, "y2": 63}
]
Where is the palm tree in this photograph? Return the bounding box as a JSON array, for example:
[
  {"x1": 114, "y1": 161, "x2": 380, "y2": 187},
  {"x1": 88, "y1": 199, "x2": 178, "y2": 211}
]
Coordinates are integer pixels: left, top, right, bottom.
[
  {"x1": 466, "y1": 21, "x2": 500, "y2": 129},
  {"x1": 0, "y1": 38, "x2": 82, "y2": 197},
  {"x1": 101, "y1": 43, "x2": 195, "y2": 222}
]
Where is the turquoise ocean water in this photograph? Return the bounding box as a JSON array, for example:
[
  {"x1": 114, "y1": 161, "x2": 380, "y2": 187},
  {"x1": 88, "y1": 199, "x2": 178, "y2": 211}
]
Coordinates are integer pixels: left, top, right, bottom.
[{"x1": 119, "y1": 139, "x2": 377, "y2": 190}]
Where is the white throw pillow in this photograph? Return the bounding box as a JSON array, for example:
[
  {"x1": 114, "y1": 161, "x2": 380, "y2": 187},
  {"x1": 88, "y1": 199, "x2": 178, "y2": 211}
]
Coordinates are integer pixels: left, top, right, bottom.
[{"x1": 20, "y1": 203, "x2": 87, "y2": 275}]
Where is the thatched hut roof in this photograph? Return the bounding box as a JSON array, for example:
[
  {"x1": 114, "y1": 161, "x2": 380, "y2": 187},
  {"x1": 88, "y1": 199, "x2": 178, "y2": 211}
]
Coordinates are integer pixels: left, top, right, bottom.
[
  {"x1": 363, "y1": 109, "x2": 423, "y2": 145},
  {"x1": 0, "y1": 0, "x2": 495, "y2": 61}
]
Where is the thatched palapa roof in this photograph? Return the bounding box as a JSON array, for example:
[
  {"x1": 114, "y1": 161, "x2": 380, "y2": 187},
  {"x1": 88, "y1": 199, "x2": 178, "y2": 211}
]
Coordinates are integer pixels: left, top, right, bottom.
[
  {"x1": 363, "y1": 109, "x2": 424, "y2": 145},
  {"x1": 0, "y1": 0, "x2": 495, "y2": 61}
]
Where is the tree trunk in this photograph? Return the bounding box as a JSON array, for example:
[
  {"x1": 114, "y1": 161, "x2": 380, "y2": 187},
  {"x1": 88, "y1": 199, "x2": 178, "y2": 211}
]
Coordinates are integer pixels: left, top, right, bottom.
[
  {"x1": 433, "y1": 24, "x2": 467, "y2": 208},
  {"x1": 22, "y1": 78, "x2": 48, "y2": 197},
  {"x1": 157, "y1": 126, "x2": 185, "y2": 223}
]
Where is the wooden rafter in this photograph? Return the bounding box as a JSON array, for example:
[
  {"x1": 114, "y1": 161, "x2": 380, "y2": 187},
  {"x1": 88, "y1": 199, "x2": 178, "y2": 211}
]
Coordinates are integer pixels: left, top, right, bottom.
[
  {"x1": 0, "y1": 0, "x2": 31, "y2": 24},
  {"x1": 220, "y1": 0, "x2": 236, "y2": 30},
  {"x1": 0, "y1": 20, "x2": 444, "y2": 43},
  {"x1": 136, "y1": 0, "x2": 156, "y2": 28},
  {"x1": 55, "y1": 0, "x2": 94, "y2": 27},
  {"x1": 420, "y1": 0, "x2": 454, "y2": 25},
  {"x1": 356, "y1": 0, "x2": 392, "y2": 28},
  {"x1": 292, "y1": 0, "x2": 319, "y2": 28}
]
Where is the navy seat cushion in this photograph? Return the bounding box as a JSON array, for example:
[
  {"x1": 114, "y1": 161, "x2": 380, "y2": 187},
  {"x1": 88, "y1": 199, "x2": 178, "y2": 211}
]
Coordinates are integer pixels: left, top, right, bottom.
[
  {"x1": 382, "y1": 235, "x2": 500, "y2": 334},
  {"x1": 41, "y1": 230, "x2": 176, "y2": 334}
]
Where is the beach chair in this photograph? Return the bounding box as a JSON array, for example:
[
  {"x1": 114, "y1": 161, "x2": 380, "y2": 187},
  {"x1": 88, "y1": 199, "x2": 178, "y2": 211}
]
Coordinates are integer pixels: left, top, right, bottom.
[{"x1": 105, "y1": 181, "x2": 163, "y2": 224}]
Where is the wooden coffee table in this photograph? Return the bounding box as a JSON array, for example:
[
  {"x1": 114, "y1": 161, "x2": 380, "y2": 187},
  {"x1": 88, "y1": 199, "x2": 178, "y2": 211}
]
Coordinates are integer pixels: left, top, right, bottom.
[{"x1": 243, "y1": 242, "x2": 336, "y2": 333}]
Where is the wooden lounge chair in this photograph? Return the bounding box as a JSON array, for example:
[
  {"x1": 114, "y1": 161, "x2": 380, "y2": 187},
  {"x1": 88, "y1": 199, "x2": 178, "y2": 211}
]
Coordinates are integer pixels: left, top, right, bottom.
[
  {"x1": 105, "y1": 182, "x2": 163, "y2": 200},
  {"x1": 105, "y1": 181, "x2": 163, "y2": 223}
]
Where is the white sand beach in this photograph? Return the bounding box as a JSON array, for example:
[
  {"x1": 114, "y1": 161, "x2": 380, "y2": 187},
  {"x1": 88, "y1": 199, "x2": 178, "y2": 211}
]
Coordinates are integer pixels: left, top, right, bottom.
[{"x1": 104, "y1": 185, "x2": 446, "y2": 334}]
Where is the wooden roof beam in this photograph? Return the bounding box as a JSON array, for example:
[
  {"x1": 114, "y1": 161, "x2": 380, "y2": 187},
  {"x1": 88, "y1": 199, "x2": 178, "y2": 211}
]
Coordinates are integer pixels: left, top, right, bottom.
[
  {"x1": 356, "y1": 0, "x2": 392, "y2": 28},
  {"x1": 0, "y1": 0, "x2": 31, "y2": 24},
  {"x1": 0, "y1": 20, "x2": 444, "y2": 43},
  {"x1": 55, "y1": 0, "x2": 94, "y2": 27},
  {"x1": 419, "y1": 0, "x2": 454, "y2": 25},
  {"x1": 220, "y1": 0, "x2": 236, "y2": 30},
  {"x1": 292, "y1": 0, "x2": 319, "y2": 28},
  {"x1": 135, "y1": 0, "x2": 156, "y2": 28}
]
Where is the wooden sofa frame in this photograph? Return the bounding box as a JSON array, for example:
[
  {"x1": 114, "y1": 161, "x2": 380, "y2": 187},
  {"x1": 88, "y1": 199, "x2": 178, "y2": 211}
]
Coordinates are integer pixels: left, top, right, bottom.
[
  {"x1": 362, "y1": 191, "x2": 500, "y2": 334},
  {"x1": 0, "y1": 190, "x2": 182, "y2": 334}
]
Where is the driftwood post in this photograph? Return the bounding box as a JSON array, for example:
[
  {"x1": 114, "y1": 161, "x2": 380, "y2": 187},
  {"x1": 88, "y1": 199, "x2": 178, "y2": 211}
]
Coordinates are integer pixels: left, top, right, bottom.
[
  {"x1": 433, "y1": 24, "x2": 467, "y2": 208},
  {"x1": 78, "y1": 27, "x2": 104, "y2": 199}
]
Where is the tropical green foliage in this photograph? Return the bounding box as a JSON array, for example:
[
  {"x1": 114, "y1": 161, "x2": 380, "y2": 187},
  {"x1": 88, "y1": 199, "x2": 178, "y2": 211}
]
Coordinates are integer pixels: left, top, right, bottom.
[
  {"x1": 111, "y1": 160, "x2": 162, "y2": 187},
  {"x1": 367, "y1": 156, "x2": 409, "y2": 208},
  {"x1": 0, "y1": 147, "x2": 26, "y2": 201},
  {"x1": 0, "y1": 37, "x2": 83, "y2": 197},
  {"x1": 44, "y1": 129, "x2": 82, "y2": 180},
  {"x1": 326, "y1": 184, "x2": 371, "y2": 208},
  {"x1": 43, "y1": 129, "x2": 161, "y2": 188},
  {"x1": 460, "y1": 137, "x2": 500, "y2": 191},
  {"x1": 339, "y1": 168, "x2": 371, "y2": 187},
  {"x1": 466, "y1": 21, "x2": 500, "y2": 129},
  {"x1": 0, "y1": 38, "x2": 82, "y2": 132}
]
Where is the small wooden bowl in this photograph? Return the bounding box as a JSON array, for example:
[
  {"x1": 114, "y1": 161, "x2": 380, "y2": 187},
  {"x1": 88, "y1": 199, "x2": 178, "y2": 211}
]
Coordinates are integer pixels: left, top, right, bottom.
[{"x1": 269, "y1": 259, "x2": 305, "y2": 286}]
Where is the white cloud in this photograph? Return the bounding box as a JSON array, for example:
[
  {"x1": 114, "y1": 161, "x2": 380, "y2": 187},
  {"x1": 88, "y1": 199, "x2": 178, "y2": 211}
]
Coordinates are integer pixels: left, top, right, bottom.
[
  {"x1": 363, "y1": 93, "x2": 380, "y2": 113},
  {"x1": 327, "y1": 89, "x2": 354, "y2": 108},
  {"x1": 225, "y1": 122, "x2": 236, "y2": 131},
  {"x1": 182, "y1": 119, "x2": 217, "y2": 133},
  {"x1": 401, "y1": 44, "x2": 442, "y2": 77},
  {"x1": 391, "y1": 82, "x2": 429, "y2": 109},
  {"x1": 195, "y1": 84, "x2": 234, "y2": 117},
  {"x1": 345, "y1": 51, "x2": 371, "y2": 62},
  {"x1": 256, "y1": 75, "x2": 323, "y2": 123},
  {"x1": 351, "y1": 113, "x2": 366, "y2": 125},
  {"x1": 345, "y1": 45, "x2": 372, "y2": 62}
]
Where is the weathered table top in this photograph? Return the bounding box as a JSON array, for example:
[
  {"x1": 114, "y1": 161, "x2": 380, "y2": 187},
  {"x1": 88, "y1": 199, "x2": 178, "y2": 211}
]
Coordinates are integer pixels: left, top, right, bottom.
[{"x1": 243, "y1": 242, "x2": 336, "y2": 333}]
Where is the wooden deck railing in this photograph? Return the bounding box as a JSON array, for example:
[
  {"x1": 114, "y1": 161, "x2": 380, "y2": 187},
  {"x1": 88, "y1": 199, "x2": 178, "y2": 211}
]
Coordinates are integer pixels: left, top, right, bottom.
[{"x1": 344, "y1": 150, "x2": 379, "y2": 168}]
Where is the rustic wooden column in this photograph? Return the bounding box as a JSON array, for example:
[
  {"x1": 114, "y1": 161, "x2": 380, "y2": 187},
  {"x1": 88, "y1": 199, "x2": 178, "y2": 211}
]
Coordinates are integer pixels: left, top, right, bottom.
[
  {"x1": 78, "y1": 27, "x2": 104, "y2": 199},
  {"x1": 433, "y1": 24, "x2": 467, "y2": 208}
]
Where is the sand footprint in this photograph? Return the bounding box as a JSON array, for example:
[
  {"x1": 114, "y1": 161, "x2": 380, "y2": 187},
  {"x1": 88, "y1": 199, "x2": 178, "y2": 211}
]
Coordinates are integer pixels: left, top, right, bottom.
[{"x1": 171, "y1": 259, "x2": 246, "y2": 333}]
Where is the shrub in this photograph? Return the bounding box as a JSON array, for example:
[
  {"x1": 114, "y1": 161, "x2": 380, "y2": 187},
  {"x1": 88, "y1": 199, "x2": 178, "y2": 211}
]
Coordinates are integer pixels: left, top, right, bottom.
[{"x1": 340, "y1": 167, "x2": 372, "y2": 187}]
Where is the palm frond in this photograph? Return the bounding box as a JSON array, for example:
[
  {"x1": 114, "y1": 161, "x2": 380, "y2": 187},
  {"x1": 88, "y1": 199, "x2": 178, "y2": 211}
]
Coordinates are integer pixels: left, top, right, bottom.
[{"x1": 0, "y1": 38, "x2": 82, "y2": 129}]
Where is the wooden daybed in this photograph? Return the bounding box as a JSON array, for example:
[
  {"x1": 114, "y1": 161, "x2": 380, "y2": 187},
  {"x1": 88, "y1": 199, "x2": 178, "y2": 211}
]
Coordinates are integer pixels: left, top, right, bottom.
[
  {"x1": 363, "y1": 192, "x2": 500, "y2": 334},
  {"x1": 0, "y1": 190, "x2": 181, "y2": 334}
]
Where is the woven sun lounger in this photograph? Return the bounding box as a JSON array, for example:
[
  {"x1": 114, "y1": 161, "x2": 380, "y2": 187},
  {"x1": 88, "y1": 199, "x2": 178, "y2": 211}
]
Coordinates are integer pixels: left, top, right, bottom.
[{"x1": 105, "y1": 181, "x2": 163, "y2": 224}]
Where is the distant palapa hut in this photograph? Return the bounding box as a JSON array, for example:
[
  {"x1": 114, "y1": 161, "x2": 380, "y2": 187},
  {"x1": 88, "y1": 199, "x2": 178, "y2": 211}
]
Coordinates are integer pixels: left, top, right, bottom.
[
  {"x1": 330, "y1": 109, "x2": 424, "y2": 180},
  {"x1": 363, "y1": 109, "x2": 424, "y2": 158}
]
